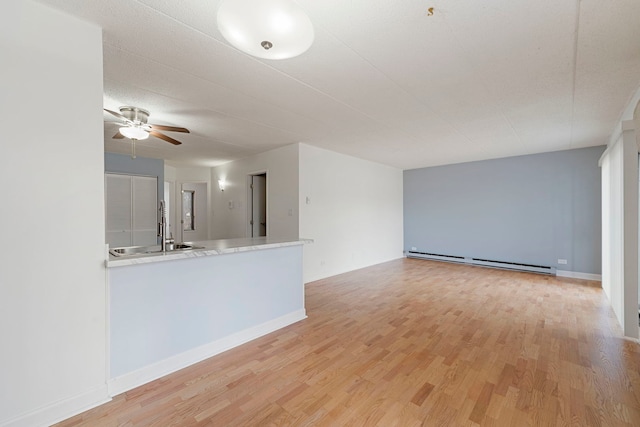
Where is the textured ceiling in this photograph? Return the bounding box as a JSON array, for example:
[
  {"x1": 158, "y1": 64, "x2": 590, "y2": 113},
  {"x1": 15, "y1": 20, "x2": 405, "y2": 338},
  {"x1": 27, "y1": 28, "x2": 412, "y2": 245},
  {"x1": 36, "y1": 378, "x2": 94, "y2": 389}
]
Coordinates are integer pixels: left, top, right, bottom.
[{"x1": 35, "y1": 0, "x2": 640, "y2": 169}]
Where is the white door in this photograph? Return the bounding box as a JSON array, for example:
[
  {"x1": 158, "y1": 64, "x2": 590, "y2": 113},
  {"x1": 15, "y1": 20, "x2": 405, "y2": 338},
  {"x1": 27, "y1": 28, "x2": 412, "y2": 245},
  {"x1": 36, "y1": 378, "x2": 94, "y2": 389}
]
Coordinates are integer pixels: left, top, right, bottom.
[
  {"x1": 251, "y1": 174, "x2": 267, "y2": 237},
  {"x1": 105, "y1": 174, "x2": 157, "y2": 247},
  {"x1": 132, "y1": 176, "x2": 158, "y2": 246},
  {"x1": 180, "y1": 182, "x2": 208, "y2": 242},
  {"x1": 105, "y1": 174, "x2": 132, "y2": 247}
]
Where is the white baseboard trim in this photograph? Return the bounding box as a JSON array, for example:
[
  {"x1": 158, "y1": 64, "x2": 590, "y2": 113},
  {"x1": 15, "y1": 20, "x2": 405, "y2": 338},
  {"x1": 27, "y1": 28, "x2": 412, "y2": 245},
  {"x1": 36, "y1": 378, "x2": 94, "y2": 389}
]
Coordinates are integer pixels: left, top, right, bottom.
[
  {"x1": 108, "y1": 309, "x2": 307, "y2": 396},
  {"x1": 556, "y1": 270, "x2": 602, "y2": 281},
  {"x1": 1, "y1": 384, "x2": 110, "y2": 427}
]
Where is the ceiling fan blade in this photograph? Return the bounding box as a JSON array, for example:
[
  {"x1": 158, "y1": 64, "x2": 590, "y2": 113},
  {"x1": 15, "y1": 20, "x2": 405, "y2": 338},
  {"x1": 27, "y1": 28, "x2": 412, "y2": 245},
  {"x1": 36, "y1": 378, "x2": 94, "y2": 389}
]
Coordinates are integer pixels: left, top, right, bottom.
[
  {"x1": 149, "y1": 124, "x2": 190, "y2": 133},
  {"x1": 113, "y1": 131, "x2": 124, "y2": 139},
  {"x1": 104, "y1": 108, "x2": 129, "y2": 121},
  {"x1": 150, "y1": 130, "x2": 182, "y2": 145}
]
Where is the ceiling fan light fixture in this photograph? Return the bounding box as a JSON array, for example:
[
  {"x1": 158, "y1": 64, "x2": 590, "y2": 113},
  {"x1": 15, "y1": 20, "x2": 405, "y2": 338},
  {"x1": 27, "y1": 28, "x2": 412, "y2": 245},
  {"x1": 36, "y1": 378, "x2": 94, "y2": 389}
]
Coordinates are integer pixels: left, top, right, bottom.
[
  {"x1": 217, "y1": 0, "x2": 314, "y2": 60},
  {"x1": 119, "y1": 126, "x2": 149, "y2": 140}
]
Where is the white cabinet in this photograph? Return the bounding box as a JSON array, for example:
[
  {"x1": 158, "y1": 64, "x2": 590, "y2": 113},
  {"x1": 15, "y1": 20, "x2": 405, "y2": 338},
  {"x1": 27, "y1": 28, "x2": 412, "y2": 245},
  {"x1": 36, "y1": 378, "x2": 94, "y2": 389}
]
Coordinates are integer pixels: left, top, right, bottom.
[{"x1": 106, "y1": 174, "x2": 157, "y2": 247}]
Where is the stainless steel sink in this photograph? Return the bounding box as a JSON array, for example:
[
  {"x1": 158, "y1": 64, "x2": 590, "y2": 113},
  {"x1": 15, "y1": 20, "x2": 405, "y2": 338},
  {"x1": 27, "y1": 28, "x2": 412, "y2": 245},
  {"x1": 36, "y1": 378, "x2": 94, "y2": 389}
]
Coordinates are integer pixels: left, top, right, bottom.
[
  {"x1": 173, "y1": 243, "x2": 196, "y2": 250},
  {"x1": 109, "y1": 243, "x2": 204, "y2": 257},
  {"x1": 109, "y1": 246, "x2": 153, "y2": 256}
]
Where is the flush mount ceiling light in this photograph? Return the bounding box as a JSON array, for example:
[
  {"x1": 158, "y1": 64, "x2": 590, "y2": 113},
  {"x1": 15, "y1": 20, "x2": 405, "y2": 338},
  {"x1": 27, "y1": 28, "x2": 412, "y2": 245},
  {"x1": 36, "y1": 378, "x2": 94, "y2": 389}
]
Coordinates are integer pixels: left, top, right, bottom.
[{"x1": 217, "y1": 0, "x2": 314, "y2": 60}]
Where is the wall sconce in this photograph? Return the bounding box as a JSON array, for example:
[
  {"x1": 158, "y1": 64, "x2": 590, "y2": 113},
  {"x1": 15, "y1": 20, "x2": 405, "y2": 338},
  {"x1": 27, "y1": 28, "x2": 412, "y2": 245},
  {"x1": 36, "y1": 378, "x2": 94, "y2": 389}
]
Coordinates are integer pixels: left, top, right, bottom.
[{"x1": 218, "y1": 179, "x2": 226, "y2": 192}]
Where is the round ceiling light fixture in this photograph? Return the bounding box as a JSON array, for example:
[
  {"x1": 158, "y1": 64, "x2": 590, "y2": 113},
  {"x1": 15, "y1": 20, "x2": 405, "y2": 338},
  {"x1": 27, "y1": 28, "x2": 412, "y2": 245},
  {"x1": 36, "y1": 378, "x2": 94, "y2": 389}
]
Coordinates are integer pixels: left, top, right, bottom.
[
  {"x1": 217, "y1": 0, "x2": 314, "y2": 60},
  {"x1": 119, "y1": 126, "x2": 149, "y2": 140}
]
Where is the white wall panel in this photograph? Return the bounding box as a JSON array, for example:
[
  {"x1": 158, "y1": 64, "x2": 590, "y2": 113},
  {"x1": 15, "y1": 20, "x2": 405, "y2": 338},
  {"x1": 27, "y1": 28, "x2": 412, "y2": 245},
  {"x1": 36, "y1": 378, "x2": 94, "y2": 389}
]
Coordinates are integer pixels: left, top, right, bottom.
[
  {"x1": 210, "y1": 145, "x2": 299, "y2": 240},
  {"x1": 601, "y1": 154, "x2": 612, "y2": 299},
  {"x1": 299, "y1": 144, "x2": 403, "y2": 283},
  {"x1": 602, "y1": 139, "x2": 624, "y2": 326},
  {"x1": 0, "y1": 2, "x2": 108, "y2": 425},
  {"x1": 600, "y1": 122, "x2": 639, "y2": 339}
]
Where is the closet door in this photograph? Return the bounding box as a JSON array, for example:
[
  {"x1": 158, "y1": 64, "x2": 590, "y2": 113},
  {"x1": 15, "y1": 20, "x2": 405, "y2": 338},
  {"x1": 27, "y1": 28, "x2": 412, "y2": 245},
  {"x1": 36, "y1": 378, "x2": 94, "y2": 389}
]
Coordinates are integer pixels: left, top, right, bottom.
[
  {"x1": 105, "y1": 174, "x2": 133, "y2": 247},
  {"x1": 105, "y1": 173, "x2": 158, "y2": 248},
  {"x1": 132, "y1": 176, "x2": 158, "y2": 246}
]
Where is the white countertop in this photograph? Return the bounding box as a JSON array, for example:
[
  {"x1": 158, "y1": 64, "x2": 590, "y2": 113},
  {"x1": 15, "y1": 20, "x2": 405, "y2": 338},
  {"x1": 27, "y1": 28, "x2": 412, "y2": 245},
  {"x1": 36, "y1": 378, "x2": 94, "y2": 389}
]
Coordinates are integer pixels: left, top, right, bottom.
[{"x1": 107, "y1": 237, "x2": 312, "y2": 268}]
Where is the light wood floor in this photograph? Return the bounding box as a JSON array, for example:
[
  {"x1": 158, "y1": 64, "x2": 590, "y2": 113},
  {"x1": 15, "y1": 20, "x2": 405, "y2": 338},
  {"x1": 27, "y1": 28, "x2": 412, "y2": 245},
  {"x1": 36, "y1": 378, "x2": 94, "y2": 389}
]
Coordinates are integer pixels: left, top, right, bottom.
[{"x1": 56, "y1": 258, "x2": 640, "y2": 426}]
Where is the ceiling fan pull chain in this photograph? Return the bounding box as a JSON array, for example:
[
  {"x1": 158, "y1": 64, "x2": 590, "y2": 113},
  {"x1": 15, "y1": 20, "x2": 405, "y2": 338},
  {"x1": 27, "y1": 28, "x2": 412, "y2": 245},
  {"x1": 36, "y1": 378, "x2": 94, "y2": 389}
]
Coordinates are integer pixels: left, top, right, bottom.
[{"x1": 131, "y1": 140, "x2": 137, "y2": 159}]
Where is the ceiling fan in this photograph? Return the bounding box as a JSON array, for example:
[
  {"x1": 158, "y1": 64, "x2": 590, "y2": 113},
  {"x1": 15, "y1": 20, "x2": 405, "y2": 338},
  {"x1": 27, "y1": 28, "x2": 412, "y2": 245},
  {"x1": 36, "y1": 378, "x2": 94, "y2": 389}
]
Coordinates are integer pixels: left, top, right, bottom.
[{"x1": 104, "y1": 106, "x2": 190, "y2": 154}]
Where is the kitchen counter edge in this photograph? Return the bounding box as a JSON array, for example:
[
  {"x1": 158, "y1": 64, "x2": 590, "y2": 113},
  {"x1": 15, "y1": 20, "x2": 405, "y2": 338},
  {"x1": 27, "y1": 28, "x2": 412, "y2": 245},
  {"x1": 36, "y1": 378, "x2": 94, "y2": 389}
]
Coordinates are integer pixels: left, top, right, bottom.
[{"x1": 106, "y1": 237, "x2": 313, "y2": 268}]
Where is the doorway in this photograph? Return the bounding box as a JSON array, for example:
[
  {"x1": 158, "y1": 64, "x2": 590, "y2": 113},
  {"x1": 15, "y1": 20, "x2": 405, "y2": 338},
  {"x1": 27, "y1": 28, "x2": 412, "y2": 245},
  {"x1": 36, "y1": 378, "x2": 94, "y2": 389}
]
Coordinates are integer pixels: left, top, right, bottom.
[
  {"x1": 249, "y1": 173, "x2": 267, "y2": 237},
  {"x1": 180, "y1": 182, "x2": 208, "y2": 242},
  {"x1": 164, "y1": 180, "x2": 175, "y2": 241}
]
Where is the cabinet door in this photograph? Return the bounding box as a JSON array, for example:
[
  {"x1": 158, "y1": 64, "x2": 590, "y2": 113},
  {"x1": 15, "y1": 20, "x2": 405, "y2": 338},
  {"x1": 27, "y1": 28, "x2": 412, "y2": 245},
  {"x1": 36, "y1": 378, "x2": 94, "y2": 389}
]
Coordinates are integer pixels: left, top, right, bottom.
[
  {"x1": 106, "y1": 174, "x2": 133, "y2": 247},
  {"x1": 132, "y1": 176, "x2": 157, "y2": 246}
]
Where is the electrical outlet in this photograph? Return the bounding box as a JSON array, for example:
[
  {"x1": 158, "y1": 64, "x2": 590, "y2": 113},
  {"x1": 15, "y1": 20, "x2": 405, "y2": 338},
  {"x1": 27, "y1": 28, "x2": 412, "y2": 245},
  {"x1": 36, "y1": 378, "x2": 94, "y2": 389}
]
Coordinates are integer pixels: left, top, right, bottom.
[
  {"x1": 557, "y1": 259, "x2": 567, "y2": 265},
  {"x1": 411, "y1": 247, "x2": 417, "y2": 251}
]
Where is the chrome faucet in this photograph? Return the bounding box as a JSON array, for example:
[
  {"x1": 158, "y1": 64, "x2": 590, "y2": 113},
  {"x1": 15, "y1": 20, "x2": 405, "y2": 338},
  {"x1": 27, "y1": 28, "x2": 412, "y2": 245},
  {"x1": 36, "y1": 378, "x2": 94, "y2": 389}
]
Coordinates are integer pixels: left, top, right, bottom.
[{"x1": 159, "y1": 200, "x2": 167, "y2": 252}]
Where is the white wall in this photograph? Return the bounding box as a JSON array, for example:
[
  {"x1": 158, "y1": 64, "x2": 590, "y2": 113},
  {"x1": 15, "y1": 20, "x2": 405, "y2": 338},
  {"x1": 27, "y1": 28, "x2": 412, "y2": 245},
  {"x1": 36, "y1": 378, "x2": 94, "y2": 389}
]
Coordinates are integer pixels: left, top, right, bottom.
[
  {"x1": 299, "y1": 144, "x2": 404, "y2": 283},
  {"x1": 0, "y1": 2, "x2": 108, "y2": 426},
  {"x1": 165, "y1": 164, "x2": 177, "y2": 182},
  {"x1": 211, "y1": 144, "x2": 299, "y2": 239},
  {"x1": 600, "y1": 151, "x2": 612, "y2": 305},
  {"x1": 621, "y1": 125, "x2": 638, "y2": 338},
  {"x1": 108, "y1": 244, "x2": 305, "y2": 394},
  {"x1": 601, "y1": 138, "x2": 624, "y2": 326},
  {"x1": 174, "y1": 165, "x2": 212, "y2": 183},
  {"x1": 209, "y1": 143, "x2": 403, "y2": 283},
  {"x1": 600, "y1": 119, "x2": 639, "y2": 339},
  {"x1": 164, "y1": 165, "x2": 212, "y2": 240}
]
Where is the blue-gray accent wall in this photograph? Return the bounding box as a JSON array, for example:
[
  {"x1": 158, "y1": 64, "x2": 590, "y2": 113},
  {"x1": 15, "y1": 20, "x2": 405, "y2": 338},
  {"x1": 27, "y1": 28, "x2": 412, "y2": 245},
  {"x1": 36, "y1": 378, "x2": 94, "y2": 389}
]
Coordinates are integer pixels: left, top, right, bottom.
[
  {"x1": 104, "y1": 152, "x2": 164, "y2": 206},
  {"x1": 403, "y1": 146, "x2": 605, "y2": 274}
]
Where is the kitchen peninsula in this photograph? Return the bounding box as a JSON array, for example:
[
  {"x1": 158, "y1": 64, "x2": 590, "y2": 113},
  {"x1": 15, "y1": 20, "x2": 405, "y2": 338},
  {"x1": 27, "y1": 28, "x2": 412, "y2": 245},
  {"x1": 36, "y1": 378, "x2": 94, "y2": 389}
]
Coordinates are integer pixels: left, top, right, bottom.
[{"x1": 106, "y1": 237, "x2": 309, "y2": 396}]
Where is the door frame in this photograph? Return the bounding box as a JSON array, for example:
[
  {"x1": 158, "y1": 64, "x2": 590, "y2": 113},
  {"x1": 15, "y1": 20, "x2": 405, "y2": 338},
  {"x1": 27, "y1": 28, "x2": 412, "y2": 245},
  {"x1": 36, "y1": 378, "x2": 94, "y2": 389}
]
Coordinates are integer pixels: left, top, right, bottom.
[
  {"x1": 164, "y1": 180, "x2": 176, "y2": 242},
  {"x1": 178, "y1": 180, "x2": 209, "y2": 242},
  {"x1": 246, "y1": 170, "x2": 268, "y2": 238}
]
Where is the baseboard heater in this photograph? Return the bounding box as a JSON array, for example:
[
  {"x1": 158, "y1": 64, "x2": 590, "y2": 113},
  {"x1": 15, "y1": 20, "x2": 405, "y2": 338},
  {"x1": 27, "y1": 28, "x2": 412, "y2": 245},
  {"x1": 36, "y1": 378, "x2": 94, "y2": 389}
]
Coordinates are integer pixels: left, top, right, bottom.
[{"x1": 406, "y1": 251, "x2": 555, "y2": 275}]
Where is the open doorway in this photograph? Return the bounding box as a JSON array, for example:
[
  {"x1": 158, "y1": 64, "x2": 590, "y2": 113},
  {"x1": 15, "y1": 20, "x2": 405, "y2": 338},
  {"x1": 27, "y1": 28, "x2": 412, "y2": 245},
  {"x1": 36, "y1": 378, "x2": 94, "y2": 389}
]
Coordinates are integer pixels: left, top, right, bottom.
[
  {"x1": 164, "y1": 180, "x2": 175, "y2": 242},
  {"x1": 248, "y1": 173, "x2": 267, "y2": 237},
  {"x1": 179, "y1": 182, "x2": 208, "y2": 242}
]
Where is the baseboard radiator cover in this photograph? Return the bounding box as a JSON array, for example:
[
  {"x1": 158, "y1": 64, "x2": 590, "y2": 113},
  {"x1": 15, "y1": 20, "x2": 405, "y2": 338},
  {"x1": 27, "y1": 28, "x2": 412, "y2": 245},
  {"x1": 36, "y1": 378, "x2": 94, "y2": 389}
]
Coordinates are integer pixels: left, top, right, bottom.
[{"x1": 406, "y1": 251, "x2": 555, "y2": 275}]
